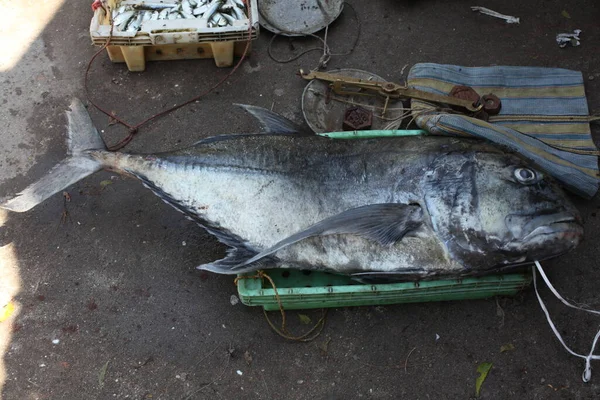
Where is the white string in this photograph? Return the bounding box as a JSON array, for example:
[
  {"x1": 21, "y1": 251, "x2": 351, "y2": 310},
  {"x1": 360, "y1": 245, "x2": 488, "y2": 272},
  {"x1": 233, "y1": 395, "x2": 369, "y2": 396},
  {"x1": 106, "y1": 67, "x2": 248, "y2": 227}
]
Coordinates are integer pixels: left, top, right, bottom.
[{"x1": 534, "y1": 261, "x2": 600, "y2": 382}]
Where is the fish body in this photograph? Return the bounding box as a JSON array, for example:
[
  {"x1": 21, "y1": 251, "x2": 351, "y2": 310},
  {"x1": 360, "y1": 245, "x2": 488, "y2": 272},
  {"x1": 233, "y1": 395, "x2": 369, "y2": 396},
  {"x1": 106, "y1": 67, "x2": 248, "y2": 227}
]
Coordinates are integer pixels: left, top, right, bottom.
[
  {"x1": 204, "y1": 0, "x2": 225, "y2": 22},
  {"x1": 158, "y1": 8, "x2": 169, "y2": 19},
  {"x1": 231, "y1": 4, "x2": 245, "y2": 20},
  {"x1": 193, "y1": 4, "x2": 208, "y2": 15},
  {"x1": 182, "y1": 0, "x2": 194, "y2": 16},
  {"x1": 132, "y1": 3, "x2": 177, "y2": 11},
  {"x1": 1, "y1": 101, "x2": 583, "y2": 282},
  {"x1": 113, "y1": 10, "x2": 135, "y2": 26},
  {"x1": 126, "y1": 12, "x2": 145, "y2": 31},
  {"x1": 221, "y1": 12, "x2": 236, "y2": 24}
]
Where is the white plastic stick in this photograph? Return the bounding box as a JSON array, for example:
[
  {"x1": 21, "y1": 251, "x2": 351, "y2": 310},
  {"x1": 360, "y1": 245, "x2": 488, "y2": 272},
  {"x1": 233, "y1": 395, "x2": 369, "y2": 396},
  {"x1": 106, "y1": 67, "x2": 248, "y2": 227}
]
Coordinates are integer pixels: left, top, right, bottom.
[
  {"x1": 471, "y1": 6, "x2": 520, "y2": 24},
  {"x1": 534, "y1": 261, "x2": 600, "y2": 382}
]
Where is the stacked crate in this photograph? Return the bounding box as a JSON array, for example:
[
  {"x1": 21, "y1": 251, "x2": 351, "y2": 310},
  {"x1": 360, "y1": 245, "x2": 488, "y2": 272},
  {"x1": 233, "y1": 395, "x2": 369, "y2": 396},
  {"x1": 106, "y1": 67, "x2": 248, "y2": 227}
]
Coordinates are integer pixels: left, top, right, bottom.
[{"x1": 90, "y1": 0, "x2": 259, "y2": 71}]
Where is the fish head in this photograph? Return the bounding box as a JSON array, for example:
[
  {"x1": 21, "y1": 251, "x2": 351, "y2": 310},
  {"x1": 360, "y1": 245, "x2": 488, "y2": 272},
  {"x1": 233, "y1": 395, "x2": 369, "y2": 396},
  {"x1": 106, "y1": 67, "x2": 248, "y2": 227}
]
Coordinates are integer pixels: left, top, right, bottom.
[{"x1": 422, "y1": 150, "x2": 582, "y2": 271}]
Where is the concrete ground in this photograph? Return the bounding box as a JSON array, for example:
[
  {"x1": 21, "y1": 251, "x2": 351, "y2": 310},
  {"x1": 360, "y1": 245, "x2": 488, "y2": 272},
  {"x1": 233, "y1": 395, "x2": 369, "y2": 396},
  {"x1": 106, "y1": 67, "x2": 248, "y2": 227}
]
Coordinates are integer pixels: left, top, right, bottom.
[{"x1": 1, "y1": 0, "x2": 600, "y2": 398}]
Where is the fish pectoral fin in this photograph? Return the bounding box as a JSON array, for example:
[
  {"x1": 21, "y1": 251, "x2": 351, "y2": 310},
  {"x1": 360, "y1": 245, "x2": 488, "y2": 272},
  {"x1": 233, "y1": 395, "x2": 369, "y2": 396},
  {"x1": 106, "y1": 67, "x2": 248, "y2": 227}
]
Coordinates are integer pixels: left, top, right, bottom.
[
  {"x1": 234, "y1": 104, "x2": 311, "y2": 135},
  {"x1": 241, "y1": 203, "x2": 424, "y2": 267}
]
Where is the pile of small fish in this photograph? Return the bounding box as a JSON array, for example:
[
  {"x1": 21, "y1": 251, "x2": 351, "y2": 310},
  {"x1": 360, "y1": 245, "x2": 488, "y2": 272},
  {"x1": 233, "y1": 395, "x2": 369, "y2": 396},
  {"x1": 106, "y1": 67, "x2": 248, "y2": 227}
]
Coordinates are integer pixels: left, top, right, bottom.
[{"x1": 111, "y1": 0, "x2": 248, "y2": 32}]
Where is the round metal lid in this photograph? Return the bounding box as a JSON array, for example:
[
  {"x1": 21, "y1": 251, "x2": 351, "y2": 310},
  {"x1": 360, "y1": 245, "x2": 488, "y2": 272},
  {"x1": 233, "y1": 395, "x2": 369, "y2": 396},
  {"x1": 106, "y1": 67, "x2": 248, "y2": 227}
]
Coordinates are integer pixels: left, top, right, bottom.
[
  {"x1": 258, "y1": 0, "x2": 344, "y2": 36},
  {"x1": 302, "y1": 69, "x2": 408, "y2": 133}
]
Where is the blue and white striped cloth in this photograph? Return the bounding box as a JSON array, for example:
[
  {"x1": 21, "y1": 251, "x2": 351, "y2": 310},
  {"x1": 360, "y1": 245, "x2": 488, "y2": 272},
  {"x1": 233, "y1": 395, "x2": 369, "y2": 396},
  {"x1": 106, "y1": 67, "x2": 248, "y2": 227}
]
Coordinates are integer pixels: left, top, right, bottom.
[{"x1": 408, "y1": 63, "x2": 599, "y2": 198}]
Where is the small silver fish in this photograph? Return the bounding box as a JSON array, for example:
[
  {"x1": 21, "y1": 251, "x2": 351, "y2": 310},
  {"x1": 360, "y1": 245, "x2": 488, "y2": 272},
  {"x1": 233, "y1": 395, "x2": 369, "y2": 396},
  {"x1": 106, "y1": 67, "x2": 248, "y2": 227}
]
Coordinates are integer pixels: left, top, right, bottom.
[
  {"x1": 204, "y1": 0, "x2": 225, "y2": 22},
  {"x1": 142, "y1": 11, "x2": 152, "y2": 22},
  {"x1": 231, "y1": 4, "x2": 245, "y2": 20},
  {"x1": 113, "y1": 10, "x2": 135, "y2": 26},
  {"x1": 220, "y1": 1, "x2": 234, "y2": 11},
  {"x1": 182, "y1": 0, "x2": 194, "y2": 16},
  {"x1": 158, "y1": 8, "x2": 169, "y2": 19},
  {"x1": 209, "y1": 12, "x2": 222, "y2": 23},
  {"x1": 193, "y1": 4, "x2": 208, "y2": 16},
  {"x1": 117, "y1": 21, "x2": 130, "y2": 32},
  {"x1": 209, "y1": 12, "x2": 228, "y2": 26},
  {"x1": 113, "y1": 4, "x2": 130, "y2": 19},
  {"x1": 181, "y1": 9, "x2": 195, "y2": 18},
  {"x1": 221, "y1": 12, "x2": 236, "y2": 24},
  {"x1": 132, "y1": 3, "x2": 177, "y2": 11},
  {"x1": 127, "y1": 12, "x2": 145, "y2": 31}
]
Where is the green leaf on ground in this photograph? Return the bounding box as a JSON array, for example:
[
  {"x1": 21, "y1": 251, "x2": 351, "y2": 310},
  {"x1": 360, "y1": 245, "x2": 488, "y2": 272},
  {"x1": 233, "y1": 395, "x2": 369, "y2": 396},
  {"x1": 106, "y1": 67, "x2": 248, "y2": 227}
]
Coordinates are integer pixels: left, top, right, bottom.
[
  {"x1": 298, "y1": 314, "x2": 311, "y2": 325},
  {"x1": 561, "y1": 10, "x2": 571, "y2": 19},
  {"x1": 244, "y1": 350, "x2": 253, "y2": 365},
  {"x1": 100, "y1": 180, "x2": 113, "y2": 188},
  {"x1": 99, "y1": 361, "x2": 109, "y2": 386},
  {"x1": 500, "y1": 343, "x2": 515, "y2": 353},
  {"x1": 319, "y1": 336, "x2": 331, "y2": 355},
  {"x1": 475, "y1": 362, "x2": 493, "y2": 397}
]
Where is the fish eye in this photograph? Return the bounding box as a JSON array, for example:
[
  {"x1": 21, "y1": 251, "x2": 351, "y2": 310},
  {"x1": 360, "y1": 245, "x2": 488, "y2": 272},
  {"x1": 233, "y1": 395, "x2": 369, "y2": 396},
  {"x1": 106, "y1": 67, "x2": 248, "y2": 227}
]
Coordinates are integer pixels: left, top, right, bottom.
[{"x1": 514, "y1": 167, "x2": 537, "y2": 184}]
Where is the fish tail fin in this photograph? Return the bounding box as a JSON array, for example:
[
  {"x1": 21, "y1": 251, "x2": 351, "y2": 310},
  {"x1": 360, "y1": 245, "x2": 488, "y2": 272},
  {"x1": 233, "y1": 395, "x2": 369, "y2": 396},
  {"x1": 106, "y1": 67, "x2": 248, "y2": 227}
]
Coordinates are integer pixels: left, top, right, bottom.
[{"x1": 1, "y1": 99, "x2": 105, "y2": 212}]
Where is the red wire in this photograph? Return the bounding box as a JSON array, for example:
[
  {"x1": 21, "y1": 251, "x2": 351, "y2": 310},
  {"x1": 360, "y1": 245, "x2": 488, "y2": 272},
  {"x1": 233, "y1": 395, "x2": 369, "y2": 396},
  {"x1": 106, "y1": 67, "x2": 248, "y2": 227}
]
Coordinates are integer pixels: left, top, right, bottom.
[{"x1": 85, "y1": 1, "x2": 254, "y2": 151}]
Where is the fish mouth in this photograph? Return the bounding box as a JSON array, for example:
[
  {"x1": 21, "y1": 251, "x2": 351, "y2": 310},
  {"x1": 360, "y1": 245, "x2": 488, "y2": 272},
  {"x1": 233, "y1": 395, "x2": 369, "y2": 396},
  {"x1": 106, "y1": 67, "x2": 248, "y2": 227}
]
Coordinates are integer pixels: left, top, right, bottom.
[
  {"x1": 522, "y1": 219, "x2": 582, "y2": 242},
  {"x1": 506, "y1": 211, "x2": 583, "y2": 242},
  {"x1": 498, "y1": 212, "x2": 582, "y2": 268}
]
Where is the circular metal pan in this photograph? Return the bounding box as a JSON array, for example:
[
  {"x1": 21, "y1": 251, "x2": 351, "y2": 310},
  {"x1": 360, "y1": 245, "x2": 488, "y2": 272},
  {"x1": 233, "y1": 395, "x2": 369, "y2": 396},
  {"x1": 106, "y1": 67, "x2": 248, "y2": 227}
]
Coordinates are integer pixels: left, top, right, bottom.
[
  {"x1": 302, "y1": 69, "x2": 408, "y2": 133},
  {"x1": 258, "y1": 0, "x2": 344, "y2": 36}
]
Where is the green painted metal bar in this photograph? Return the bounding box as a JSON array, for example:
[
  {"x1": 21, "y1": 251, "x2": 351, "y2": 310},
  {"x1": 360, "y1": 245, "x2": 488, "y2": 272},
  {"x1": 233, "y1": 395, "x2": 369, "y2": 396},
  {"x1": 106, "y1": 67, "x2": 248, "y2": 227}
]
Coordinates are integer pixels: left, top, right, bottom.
[{"x1": 317, "y1": 130, "x2": 427, "y2": 139}]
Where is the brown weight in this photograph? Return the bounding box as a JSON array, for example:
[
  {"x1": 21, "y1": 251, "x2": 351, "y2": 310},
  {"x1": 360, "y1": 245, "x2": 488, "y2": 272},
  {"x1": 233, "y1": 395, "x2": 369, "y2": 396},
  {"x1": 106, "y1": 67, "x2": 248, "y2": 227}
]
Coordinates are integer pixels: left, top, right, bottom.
[
  {"x1": 481, "y1": 94, "x2": 502, "y2": 115},
  {"x1": 343, "y1": 106, "x2": 373, "y2": 131},
  {"x1": 473, "y1": 109, "x2": 489, "y2": 122},
  {"x1": 449, "y1": 85, "x2": 481, "y2": 105}
]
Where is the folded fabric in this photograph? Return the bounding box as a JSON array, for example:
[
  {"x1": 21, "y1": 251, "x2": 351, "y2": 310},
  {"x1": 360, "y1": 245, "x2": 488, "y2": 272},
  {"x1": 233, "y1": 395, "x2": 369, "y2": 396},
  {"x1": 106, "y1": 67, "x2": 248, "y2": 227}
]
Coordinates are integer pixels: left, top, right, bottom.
[{"x1": 408, "y1": 63, "x2": 599, "y2": 198}]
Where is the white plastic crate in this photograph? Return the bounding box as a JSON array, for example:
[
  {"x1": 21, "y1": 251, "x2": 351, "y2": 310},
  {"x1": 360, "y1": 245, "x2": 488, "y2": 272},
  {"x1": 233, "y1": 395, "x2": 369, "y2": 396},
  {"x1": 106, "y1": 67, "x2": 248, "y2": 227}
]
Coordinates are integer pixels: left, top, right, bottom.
[
  {"x1": 90, "y1": 0, "x2": 259, "y2": 46},
  {"x1": 90, "y1": 0, "x2": 259, "y2": 70}
]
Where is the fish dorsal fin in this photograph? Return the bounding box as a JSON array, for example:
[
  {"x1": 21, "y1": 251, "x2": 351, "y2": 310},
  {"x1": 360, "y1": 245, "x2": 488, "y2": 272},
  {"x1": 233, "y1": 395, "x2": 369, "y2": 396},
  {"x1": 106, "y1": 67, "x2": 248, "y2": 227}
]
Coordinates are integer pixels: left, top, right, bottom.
[
  {"x1": 234, "y1": 104, "x2": 309, "y2": 134},
  {"x1": 238, "y1": 203, "x2": 423, "y2": 268}
]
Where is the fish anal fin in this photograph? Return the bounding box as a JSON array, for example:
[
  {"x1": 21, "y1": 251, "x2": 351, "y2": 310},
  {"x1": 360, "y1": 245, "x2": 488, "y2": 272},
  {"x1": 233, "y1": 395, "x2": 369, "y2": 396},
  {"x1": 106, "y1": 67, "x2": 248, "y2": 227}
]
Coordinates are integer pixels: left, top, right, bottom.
[
  {"x1": 197, "y1": 247, "x2": 263, "y2": 275},
  {"x1": 126, "y1": 170, "x2": 265, "y2": 271}
]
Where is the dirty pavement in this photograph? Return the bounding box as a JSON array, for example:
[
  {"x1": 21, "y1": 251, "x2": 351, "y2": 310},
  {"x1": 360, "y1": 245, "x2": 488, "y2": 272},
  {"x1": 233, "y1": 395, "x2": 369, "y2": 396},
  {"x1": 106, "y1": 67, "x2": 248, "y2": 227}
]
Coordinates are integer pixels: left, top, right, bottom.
[{"x1": 1, "y1": 0, "x2": 600, "y2": 398}]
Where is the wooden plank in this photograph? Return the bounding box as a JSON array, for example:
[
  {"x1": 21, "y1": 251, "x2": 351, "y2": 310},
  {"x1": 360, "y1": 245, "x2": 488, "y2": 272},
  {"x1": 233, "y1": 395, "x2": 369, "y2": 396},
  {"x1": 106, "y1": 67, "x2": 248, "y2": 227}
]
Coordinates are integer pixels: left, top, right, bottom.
[
  {"x1": 144, "y1": 43, "x2": 215, "y2": 61},
  {"x1": 210, "y1": 42, "x2": 234, "y2": 67},
  {"x1": 106, "y1": 46, "x2": 125, "y2": 63},
  {"x1": 120, "y1": 46, "x2": 146, "y2": 72},
  {"x1": 105, "y1": 40, "x2": 253, "y2": 70}
]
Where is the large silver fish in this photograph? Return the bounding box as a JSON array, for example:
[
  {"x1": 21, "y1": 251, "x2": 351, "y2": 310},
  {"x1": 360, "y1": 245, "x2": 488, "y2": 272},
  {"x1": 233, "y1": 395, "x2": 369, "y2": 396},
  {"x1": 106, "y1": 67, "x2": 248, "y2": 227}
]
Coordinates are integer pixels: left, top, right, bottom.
[{"x1": 0, "y1": 100, "x2": 583, "y2": 281}]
